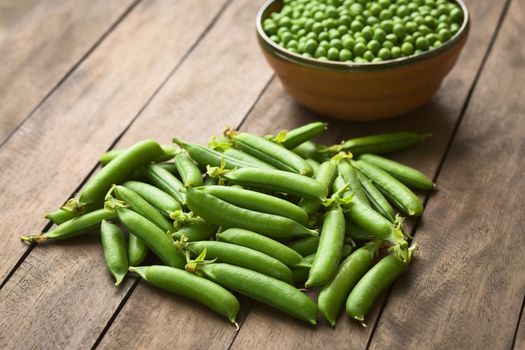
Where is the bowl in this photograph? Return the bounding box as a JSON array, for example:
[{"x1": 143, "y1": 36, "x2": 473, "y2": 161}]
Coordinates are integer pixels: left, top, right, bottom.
[{"x1": 256, "y1": 0, "x2": 470, "y2": 122}]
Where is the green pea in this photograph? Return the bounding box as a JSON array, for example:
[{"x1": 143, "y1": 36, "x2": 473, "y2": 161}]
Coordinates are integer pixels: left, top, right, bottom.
[
  {"x1": 385, "y1": 33, "x2": 398, "y2": 44},
  {"x1": 433, "y1": 40, "x2": 443, "y2": 48},
  {"x1": 131, "y1": 265, "x2": 239, "y2": 326},
  {"x1": 426, "y1": 33, "x2": 438, "y2": 45},
  {"x1": 366, "y1": 16, "x2": 379, "y2": 26},
  {"x1": 450, "y1": 22, "x2": 460, "y2": 33},
  {"x1": 353, "y1": 42, "x2": 367, "y2": 56},
  {"x1": 393, "y1": 23, "x2": 406, "y2": 38},
  {"x1": 406, "y1": 21, "x2": 417, "y2": 34},
  {"x1": 327, "y1": 47, "x2": 339, "y2": 60},
  {"x1": 361, "y1": 26, "x2": 374, "y2": 40},
  {"x1": 378, "y1": 47, "x2": 391, "y2": 60},
  {"x1": 351, "y1": 20, "x2": 364, "y2": 32},
  {"x1": 318, "y1": 241, "x2": 381, "y2": 327},
  {"x1": 363, "y1": 50, "x2": 375, "y2": 62},
  {"x1": 349, "y1": 3, "x2": 364, "y2": 16},
  {"x1": 382, "y1": 40, "x2": 394, "y2": 50},
  {"x1": 373, "y1": 28, "x2": 387, "y2": 42},
  {"x1": 391, "y1": 46, "x2": 402, "y2": 59},
  {"x1": 315, "y1": 46, "x2": 327, "y2": 58},
  {"x1": 339, "y1": 48, "x2": 353, "y2": 61},
  {"x1": 438, "y1": 28, "x2": 451, "y2": 42},
  {"x1": 343, "y1": 37, "x2": 355, "y2": 50},
  {"x1": 330, "y1": 38, "x2": 343, "y2": 50},
  {"x1": 101, "y1": 220, "x2": 128, "y2": 286},
  {"x1": 415, "y1": 36, "x2": 429, "y2": 50},
  {"x1": 450, "y1": 8, "x2": 463, "y2": 23},
  {"x1": 270, "y1": 35, "x2": 280, "y2": 44},
  {"x1": 381, "y1": 20, "x2": 394, "y2": 33},
  {"x1": 366, "y1": 40, "x2": 381, "y2": 54}
]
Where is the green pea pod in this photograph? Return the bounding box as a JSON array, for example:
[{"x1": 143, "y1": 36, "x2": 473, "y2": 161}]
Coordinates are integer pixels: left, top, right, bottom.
[
  {"x1": 351, "y1": 159, "x2": 423, "y2": 216},
  {"x1": 112, "y1": 185, "x2": 173, "y2": 234},
  {"x1": 200, "y1": 186, "x2": 309, "y2": 226},
  {"x1": 292, "y1": 243, "x2": 354, "y2": 283},
  {"x1": 222, "y1": 148, "x2": 277, "y2": 170},
  {"x1": 186, "y1": 187, "x2": 317, "y2": 239},
  {"x1": 355, "y1": 170, "x2": 396, "y2": 223},
  {"x1": 101, "y1": 220, "x2": 128, "y2": 286},
  {"x1": 299, "y1": 160, "x2": 337, "y2": 216},
  {"x1": 64, "y1": 140, "x2": 164, "y2": 211},
  {"x1": 358, "y1": 154, "x2": 434, "y2": 190},
  {"x1": 45, "y1": 201, "x2": 103, "y2": 225},
  {"x1": 187, "y1": 241, "x2": 293, "y2": 283},
  {"x1": 174, "y1": 152, "x2": 203, "y2": 187},
  {"x1": 173, "y1": 139, "x2": 257, "y2": 170},
  {"x1": 131, "y1": 265, "x2": 239, "y2": 326},
  {"x1": 306, "y1": 205, "x2": 345, "y2": 288},
  {"x1": 199, "y1": 263, "x2": 318, "y2": 324},
  {"x1": 271, "y1": 122, "x2": 327, "y2": 149},
  {"x1": 287, "y1": 236, "x2": 320, "y2": 257},
  {"x1": 203, "y1": 176, "x2": 219, "y2": 186},
  {"x1": 223, "y1": 168, "x2": 328, "y2": 199},
  {"x1": 116, "y1": 208, "x2": 185, "y2": 269},
  {"x1": 172, "y1": 219, "x2": 217, "y2": 242},
  {"x1": 321, "y1": 132, "x2": 427, "y2": 155},
  {"x1": 216, "y1": 228, "x2": 307, "y2": 268},
  {"x1": 128, "y1": 233, "x2": 148, "y2": 266},
  {"x1": 333, "y1": 175, "x2": 408, "y2": 261},
  {"x1": 305, "y1": 158, "x2": 320, "y2": 175},
  {"x1": 338, "y1": 160, "x2": 369, "y2": 205},
  {"x1": 21, "y1": 209, "x2": 116, "y2": 243},
  {"x1": 318, "y1": 241, "x2": 381, "y2": 327},
  {"x1": 228, "y1": 132, "x2": 313, "y2": 176},
  {"x1": 345, "y1": 218, "x2": 373, "y2": 242},
  {"x1": 144, "y1": 164, "x2": 186, "y2": 205},
  {"x1": 122, "y1": 181, "x2": 181, "y2": 217},
  {"x1": 292, "y1": 141, "x2": 319, "y2": 159},
  {"x1": 99, "y1": 144, "x2": 177, "y2": 165},
  {"x1": 346, "y1": 246, "x2": 417, "y2": 323}
]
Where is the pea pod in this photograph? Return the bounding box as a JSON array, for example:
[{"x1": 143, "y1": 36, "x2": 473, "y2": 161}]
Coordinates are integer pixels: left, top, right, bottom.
[
  {"x1": 173, "y1": 139, "x2": 257, "y2": 170},
  {"x1": 338, "y1": 160, "x2": 369, "y2": 205},
  {"x1": 111, "y1": 185, "x2": 173, "y2": 233},
  {"x1": 359, "y1": 154, "x2": 434, "y2": 190},
  {"x1": 306, "y1": 205, "x2": 345, "y2": 288},
  {"x1": 216, "y1": 228, "x2": 307, "y2": 268},
  {"x1": 187, "y1": 241, "x2": 293, "y2": 283},
  {"x1": 305, "y1": 158, "x2": 320, "y2": 175},
  {"x1": 351, "y1": 160, "x2": 423, "y2": 216},
  {"x1": 131, "y1": 265, "x2": 239, "y2": 326},
  {"x1": 345, "y1": 219, "x2": 373, "y2": 242},
  {"x1": 321, "y1": 132, "x2": 427, "y2": 155},
  {"x1": 99, "y1": 144, "x2": 177, "y2": 165},
  {"x1": 346, "y1": 246, "x2": 417, "y2": 323},
  {"x1": 101, "y1": 220, "x2": 128, "y2": 286},
  {"x1": 333, "y1": 175, "x2": 408, "y2": 261},
  {"x1": 198, "y1": 263, "x2": 318, "y2": 324},
  {"x1": 287, "y1": 236, "x2": 320, "y2": 257},
  {"x1": 172, "y1": 219, "x2": 217, "y2": 242},
  {"x1": 355, "y1": 170, "x2": 396, "y2": 223},
  {"x1": 227, "y1": 131, "x2": 313, "y2": 176},
  {"x1": 200, "y1": 186, "x2": 309, "y2": 226},
  {"x1": 64, "y1": 140, "x2": 164, "y2": 211},
  {"x1": 144, "y1": 164, "x2": 186, "y2": 205},
  {"x1": 223, "y1": 168, "x2": 328, "y2": 199},
  {"x1": 122, "y1": 181, "x2": 181, "y2": 217},
  {"x1": 299, "y1": 160, "x2": 337, "y2": 216},
  {"x1": 186, "y1": 187, "x2": 317, "y2": 239},
  {"x1": 21, "y1": 209, "x2": 116, "y2": 243},
  {"x1": 222, "y1": 148, "x2": 277, "y2": 170},
  {"x1": 116, "y1": 208, "x2": 185, "y2": 268},
  {"x1": 174, "y1": 152, "x2": 203, "y2": 187},
  {"x1": 271, "y1": 122, "x2": 327, "y2": 149},
  {"x1": 318, "y1": 241, "x2": 381, "y2": 327},
  {"x1": 128, "y1": 233, "x2": 148, "y2": 266},
  {"x1": 45, "y1": 202, "x2": 102, "y2": 225},
  {"x1": 292, "y1": 244, "x2": 354, "y2": 283},
  {"x1": 292, "y1": 141, "x2": 319, "y2": 159}
]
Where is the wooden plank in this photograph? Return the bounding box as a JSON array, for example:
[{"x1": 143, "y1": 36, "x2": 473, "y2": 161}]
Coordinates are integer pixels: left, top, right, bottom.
[
  {"x1": 0, "y1": 0, "x2": 135, "y2": 143},
  {"x1": 0, "y1": 1, "x2": 228, "y2": 349},
  {"x1": 95, "y1": 0, "x2": 276, "y2": 347},
  {"x1": 368, "y1": 0, "x2": 525, "y2": 349},
  {"x1": 229, "y1": 0, "x2": 509, "y2": 349},
  {"x1": 515, "y1": 305, "x2": 525, "y2": 350}
]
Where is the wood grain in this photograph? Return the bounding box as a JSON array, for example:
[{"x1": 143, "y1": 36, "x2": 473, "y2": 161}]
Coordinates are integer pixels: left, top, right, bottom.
[
  {"x1": 368, "y1": 0, "x2": 525, "y2": 349},
  {"x1": 229, "y1": 0, "x2": 510, "y2": 349},
  {"x1": 0, "y1": 1, "x2": 228, "y2": 348},
  {"x1": 96, "y1": 0, "x2": 276, "y2": 347},
  {"x1": 0, "y1": 0, "x2": 134, "y2": 143},
  {"x1": 515, "y1": 305, "x2": 525, "y2": 350}
]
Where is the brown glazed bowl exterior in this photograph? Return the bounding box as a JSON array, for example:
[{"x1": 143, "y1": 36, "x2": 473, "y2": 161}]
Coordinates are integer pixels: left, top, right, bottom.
[{"x1": 256, "y1": 0, "x2": 470, "y2": 121}]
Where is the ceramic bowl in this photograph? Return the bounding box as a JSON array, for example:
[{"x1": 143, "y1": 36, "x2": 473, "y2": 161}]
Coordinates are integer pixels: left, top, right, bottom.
[{"x1": 256, "y1": 0, "x2": 470, "y2": 121}]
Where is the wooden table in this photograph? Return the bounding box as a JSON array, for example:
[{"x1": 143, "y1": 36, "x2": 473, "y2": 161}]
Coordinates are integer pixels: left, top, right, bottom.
[{"x1": 0, "y1": 1, "x2": 523, "y2": 349}]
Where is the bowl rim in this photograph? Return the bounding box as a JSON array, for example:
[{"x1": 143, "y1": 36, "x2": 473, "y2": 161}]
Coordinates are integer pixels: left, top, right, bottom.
[{"x1": 256, "y1": 0, "x2": 470, "y2": 72}]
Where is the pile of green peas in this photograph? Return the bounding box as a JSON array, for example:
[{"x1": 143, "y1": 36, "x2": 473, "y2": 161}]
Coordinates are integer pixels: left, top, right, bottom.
[
  {"x1": 24, "y1": 122, "x2": 434, "y2": 327},
  {"x1": 263, "y1": 0, "x2": 464, "y2": 63}
]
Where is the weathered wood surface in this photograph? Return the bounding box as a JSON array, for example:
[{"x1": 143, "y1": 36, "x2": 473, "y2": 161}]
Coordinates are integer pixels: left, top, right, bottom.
[
  {"x1": 0, "y1": 1, "x2": 227, "y2": 348},
  {"x1": 0, "y1": 0, "x2": 523, "y2": 349},
  {"x1": 0, "y1": 0, "x2": 135, "y2": 143}
]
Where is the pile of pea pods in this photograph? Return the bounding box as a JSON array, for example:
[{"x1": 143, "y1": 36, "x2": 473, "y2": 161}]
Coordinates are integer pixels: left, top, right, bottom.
[{"x1": 22, "y1": 122, "x2": 432, "y2": 328}]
